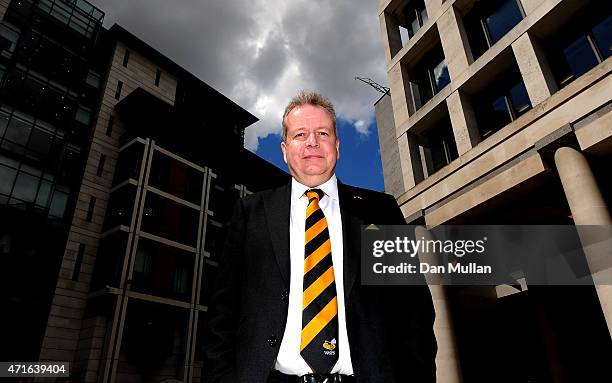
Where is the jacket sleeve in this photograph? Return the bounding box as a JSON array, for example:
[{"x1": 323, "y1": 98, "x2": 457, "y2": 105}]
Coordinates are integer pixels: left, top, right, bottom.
[
  {"x1": 202, "y1": 199, "x2": 246, "y2": 383},
  {"x1": 383, "y1": 192, "x2": 438, "y2": 382}
]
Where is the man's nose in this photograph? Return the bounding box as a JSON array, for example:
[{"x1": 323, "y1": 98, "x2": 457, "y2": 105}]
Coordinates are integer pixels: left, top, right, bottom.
[{"x1": 305, "y1": 132, "x2": 319, "y2": 146}]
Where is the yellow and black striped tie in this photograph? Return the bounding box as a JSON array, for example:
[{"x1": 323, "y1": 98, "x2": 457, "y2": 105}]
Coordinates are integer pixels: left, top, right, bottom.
[{"x1": 300, "y1": 189, "x2": 338, "y2": 374}]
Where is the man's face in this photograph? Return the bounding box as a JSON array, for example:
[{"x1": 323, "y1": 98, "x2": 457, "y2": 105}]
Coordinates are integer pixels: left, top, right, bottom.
[{"x1": 281, "y1": 104, "x2": 340, "y2": 187}]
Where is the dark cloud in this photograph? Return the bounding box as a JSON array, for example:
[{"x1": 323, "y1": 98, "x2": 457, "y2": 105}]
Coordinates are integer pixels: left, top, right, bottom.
[{"x1": 89, "y1": 0, "x2": 388, "y2": 150}]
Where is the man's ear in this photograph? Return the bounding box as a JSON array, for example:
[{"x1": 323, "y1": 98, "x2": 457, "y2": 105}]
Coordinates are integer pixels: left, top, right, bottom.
[
  {"x1": 281, "y1": 141, "x2": 288, "y2": 164},
  {"x1": 336, "y1": 139, "x2": 340, "y2": 160}
]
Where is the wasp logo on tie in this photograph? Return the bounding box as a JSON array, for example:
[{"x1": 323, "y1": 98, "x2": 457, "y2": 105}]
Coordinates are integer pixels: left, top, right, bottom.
[{"x1": 323, "y1": 338, "x2": 337, "y2": 355}]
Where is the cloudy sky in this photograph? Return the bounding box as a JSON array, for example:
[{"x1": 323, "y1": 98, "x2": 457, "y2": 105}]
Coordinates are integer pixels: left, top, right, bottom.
[{"x1": 89, "y1": 0, "x2": 390, "y2": 190}]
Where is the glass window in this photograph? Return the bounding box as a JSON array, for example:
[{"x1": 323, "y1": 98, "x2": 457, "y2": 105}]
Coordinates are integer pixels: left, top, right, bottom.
[
  {"x1": 509, "y1": 81, "x2": 531, "y2": 116},
  {"x1": 27, "y1": 125, "x2": 54, "y2": 156},
  {"x1": 423, "y1": 117, "x2": 459, "y2": 173},
  {"x1": 474, "y1": 64, "x2": 531, "y2": 139},
  {"x1": 119, "y1": 300, "x2": 188, "y2": 380},
  {"x1": 85, "y1": 70, "x2": 101, "y2": 89},
  {"x1": 204, "y1": 216, "x2": 227, "y2": 260},
  {"x1": 91, "y1": 231, "x2": 128, "y2": 290},
  {"x1": 432, "y1": 60, "x2": 450, "y2": 92},
  {"x1": 592, "y1": 15, "x2": 612, "y2": 60},
  {"x1": 0, "y1": 22, "x2": 20, "y2": 59},
  {"x1": 103, "y1": 184, "x2": 137, "y2": 230},
  {"x1": 410, "y1": 43, "x2": 450, "y2": 110},
  {"x1": 12, "y1": 172, "x2": 39, "y2": 203},
  {"x1": 563, "y1": 36, "x2": 599, "y2": 80},
  {"x1": 0, "y1": 163, "x2": 17, "y2": 196},
  {"x1": 35, "y1": 180, "x2": 52, "y2": 208},
  {"x1": 464, "y1": 0, "x2": 524, "y2": 59},
  {"x1": 131, "y1": 239, "x2": 194, "y2": 301},
  {"x1": 149, "y1": 151, "x2": 203, "y2": 204},
  {"x1": 0, "y1": 109, "x2": 8, "y2": 138},
  {"x1": 485, "y1": 0, "x2": 523, "y2": 44},
  {"x1": 75, "y1": 105, "x2": 92, "y2": 125},
  {"x1": 113, "y1": 142, "x2": 144, "y2": 185},
  {"x1": 5, "y1": 116, "x2": 32, "y2": 147},
  {"x1": 141, "y1": 193, "x2": 200, "y2": 247},
  {"x1": 49, "y1": 187, "x2": 69, "y2": 218}
]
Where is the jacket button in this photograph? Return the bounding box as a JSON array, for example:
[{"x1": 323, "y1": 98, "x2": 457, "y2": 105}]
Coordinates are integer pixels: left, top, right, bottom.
[
  {"x1": 268, "y1": 335, "x2": 278, "y2": 347},
  {"x1": 281, "y1": 290, "x2": 289, "y2": 302}
]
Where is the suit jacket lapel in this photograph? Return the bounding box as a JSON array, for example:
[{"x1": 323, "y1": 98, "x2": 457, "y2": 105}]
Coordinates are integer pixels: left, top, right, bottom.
[
  {"x1": 338, "y1": 181, "x2": 362, "y2": 300},
  {"x1": 264, "y1": 182, "x2": 291, "y2": 287}
]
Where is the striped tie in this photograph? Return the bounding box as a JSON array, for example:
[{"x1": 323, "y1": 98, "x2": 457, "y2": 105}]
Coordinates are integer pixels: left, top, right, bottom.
[{"x1": 300, "y1": 189, "x2": 339, "y2": 374}]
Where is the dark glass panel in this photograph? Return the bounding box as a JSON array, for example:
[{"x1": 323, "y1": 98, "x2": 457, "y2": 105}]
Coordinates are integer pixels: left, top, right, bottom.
[
  {"x1": 563, "y1": 36, "x2": 599, "y2": 80},
  {"x1": 91, "y1": 231, "x2": 128, "y2": 290},
  {"x1": 592, "y1": 14, "x2": 612, "y2": 60},
  {"x1": 48, "y1": 186, "x2": 68, "y2": 218},
  {"x1": 149, "y1": 150, "x2": 203, "y2": 204},
  {"x1": 113, "y1": 142, "x2": 144, "y2": 185},
  {"x1": 207, "y1": 176, "x2": 240, "y2": 223},
  {"x1": 485, "y1": 0, "x2": 523, "y2": 44},
  {"x1": 103, "y1": 184, "x2": 137, "y2": 230},
  {"x1": 509, "y1": 81, "x2": 531, "y2": 116},
  {"x1": 424, "y1": 118, "x2": 459, "y2": 173},
  {"x1": 131, "y1": 238, "x2": 194, "y2": 301},
  {"x1": 5, "y1": 114, "x2": 32, "y2": 147},
  {"x1": 0, "y1": 162, "x2": 17, "y2": 196},
  {"x1": 204, "y1": 216, "x2": 227, "y2": 261},
  {"x1": 432, "y1": 59, "x2": 450, "y2": 92},
  {"x1": 12, "y1": 172, "x2": 38, "y2": 203},
  {"x1": 141, "y1": 193, "x2": 200, "y2": 247},
  {"x1": 118, "y1": 300, "x2": 188, "y2": 381},
  {"x1": 27, "y1": 125, "x2": 54, "y2": 156}
]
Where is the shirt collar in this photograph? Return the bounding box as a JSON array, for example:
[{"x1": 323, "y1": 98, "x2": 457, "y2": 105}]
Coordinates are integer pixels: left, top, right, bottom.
[{"x1": 291, "y1": 174, "x2": 338, "y2": 202}]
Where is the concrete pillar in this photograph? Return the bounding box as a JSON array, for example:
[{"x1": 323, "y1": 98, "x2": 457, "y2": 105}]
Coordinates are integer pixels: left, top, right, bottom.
[
  {"x1": 512, "y1": 33, "x2": 558, "y2": 107},
  {"x1": 398, "y1": 132, "x2": 425, "y2": 190},
  {"x1": 519, "y1": 0, "x2": 545, "y2": 15},
  {"x1": 415, "y1": 226, "x2": 463, "y2": 383},
  {"x1": 424, "y1": 0, "x2": 444, "y2": 20},
  {"x1": 375, "y1": 94, "x2": 406, "y2": 197},
  {"x1": 438, "y1": 5, "x2": 473, "y2": 81},
  {"x1": 447, "y1": 90, "x2": 480, "y2": 155},
  {"x1": 554, "y1": 146, "x2": 612, "y2": 334},
  {"x1": 389, "y1": 62, "x2": 413, "y2": 129},
  {"x1": 380, "y1": 12, "x2": 403, "y2": 65}
]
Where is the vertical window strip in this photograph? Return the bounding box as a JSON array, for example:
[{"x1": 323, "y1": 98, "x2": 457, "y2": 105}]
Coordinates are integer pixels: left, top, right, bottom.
[
  {"x1": 106, "y1": 115, "x2": 114, "y2": 136},
  {"x1": 86, "y1": 196, "x2": 96, "y2": 222},
  {"x1": 122, "y1": 49, "x2": 130, "y2": 67},
  {"x1": 115, "y1": 81, "x2": 123, "y2": 100},
  {"x1": 155, "y1": 68, "x2": 162, "y2": 86},
  {"x1": 97, "y1": 153, "x2": 106, "y2": 177},
  {"x1": 72, "y1": 243, "x2": 85, "y2": 281}
]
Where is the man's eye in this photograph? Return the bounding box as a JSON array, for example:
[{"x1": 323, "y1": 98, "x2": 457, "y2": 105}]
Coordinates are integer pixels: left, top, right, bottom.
[
  {"x1": 295, "y1": 133, "x2": 305, "y2": 138},
  {"x1": 318, "y1": 131, "x2": 329, "y2": 136}
]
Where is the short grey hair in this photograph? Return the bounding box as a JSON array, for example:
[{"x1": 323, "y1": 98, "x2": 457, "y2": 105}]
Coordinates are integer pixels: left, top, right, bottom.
[{"x1": 282, "y1": 90, "x2": 337, "y2": 141}]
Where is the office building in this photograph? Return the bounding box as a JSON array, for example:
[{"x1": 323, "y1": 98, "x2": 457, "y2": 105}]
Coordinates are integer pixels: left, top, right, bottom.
[
  {"x1": 0, "y1": 1, "x2": 288, "y2": 382},
  {"x1": 378, "y1": 0, "x2": 611, "y2": 381}
]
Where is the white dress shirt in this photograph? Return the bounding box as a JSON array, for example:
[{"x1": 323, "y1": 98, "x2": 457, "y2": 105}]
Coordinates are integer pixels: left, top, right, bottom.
[{"x1": 274, "y1": 174, "x2": 354, "y2": 375}]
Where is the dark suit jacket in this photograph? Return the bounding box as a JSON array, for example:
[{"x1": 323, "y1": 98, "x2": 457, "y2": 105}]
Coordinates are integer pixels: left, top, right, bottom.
[{"x1": 203, "y1": 181, "x2": 436, "y2": 383}]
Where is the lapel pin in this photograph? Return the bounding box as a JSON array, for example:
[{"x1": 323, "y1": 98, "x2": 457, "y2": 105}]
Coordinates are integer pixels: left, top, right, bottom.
[{"x1": 353, "y1": 195, "x2": 363, "y2": 200}]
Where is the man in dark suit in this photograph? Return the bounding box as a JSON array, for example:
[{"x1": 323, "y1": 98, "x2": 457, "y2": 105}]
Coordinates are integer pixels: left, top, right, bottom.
[{"x1": 203, "y1": 91, "x2": 436, "y2": 383}]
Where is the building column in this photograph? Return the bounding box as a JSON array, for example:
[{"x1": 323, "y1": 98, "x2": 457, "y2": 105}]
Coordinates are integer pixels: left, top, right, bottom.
[
  {"x1": 512, "y1": 33, "x2": 558, "y2": 107},
  {"x1": 554, "y1": 146, "x2": 612, "y2": 334},
  {"x1": 379, "y1": 11, "x2": 403, "y2": 65},
  {"x1": 389, "y1": 62, "x2": 413, "y2": 129},
  {"x1": 447, "y1": 90, "x2": 480, "y2": 155},
  {"x1": 415, "y1": 226, "x2": 463, "y2": 383},
  {"x1": 398, "y1": 132, "x2": 425, "y2": 190},
  {"x1": 438, "y1": 5, "x2": 472, "y2": 81}
]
